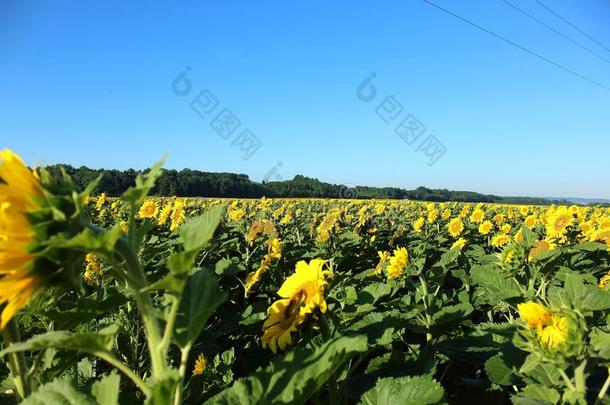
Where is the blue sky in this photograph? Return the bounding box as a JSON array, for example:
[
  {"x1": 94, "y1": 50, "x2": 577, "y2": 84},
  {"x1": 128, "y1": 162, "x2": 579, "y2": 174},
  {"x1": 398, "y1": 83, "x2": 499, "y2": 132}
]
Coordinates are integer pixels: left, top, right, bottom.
[{"x1": 1, "y1": 0, "x2": 609, "y2": 198}]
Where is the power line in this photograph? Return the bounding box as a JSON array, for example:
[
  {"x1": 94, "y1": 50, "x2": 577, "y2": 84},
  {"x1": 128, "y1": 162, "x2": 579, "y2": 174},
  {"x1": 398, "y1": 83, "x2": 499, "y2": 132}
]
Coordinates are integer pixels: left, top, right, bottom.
[
  {"x1": 535, "y1": 0, "x2": 610, "y2": 54},
  {"x1": 502, "y1": 0, "x2": 610, "y2": 65},
  {"x1": 421, "y1": 0, "x2": 610, "y2": 91}
]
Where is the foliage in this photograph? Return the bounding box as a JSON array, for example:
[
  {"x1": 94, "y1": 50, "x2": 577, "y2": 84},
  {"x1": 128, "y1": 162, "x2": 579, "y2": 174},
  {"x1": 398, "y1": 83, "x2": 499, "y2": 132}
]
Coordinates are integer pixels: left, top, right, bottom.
[{"x1": 2, "y1": 157, "x2": 610, "y2": 404}]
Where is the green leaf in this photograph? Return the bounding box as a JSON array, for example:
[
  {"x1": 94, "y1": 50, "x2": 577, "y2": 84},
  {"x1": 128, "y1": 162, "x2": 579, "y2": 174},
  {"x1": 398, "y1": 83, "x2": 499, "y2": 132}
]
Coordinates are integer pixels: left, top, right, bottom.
[
  {"x1": 174, "y1": 268, "x2": 227, "y2": 349},
  {"x1": 519, "y1": 353, "x2": 541, "y2": 374},
  {"x1": 53, "y1": 226, "x2": 122, "y2": 257},
  {"x1": 215, "y1": 258, "x2": 240, "y2": 277},
  {"x1": 91, "y1": 372, "x2": 121, "y2": 405},
  {"x1": 179, "y1": 204, "x2": 226, "y2": 252},
  {"x1": 0, "y1": 326, "x2": 118, "y2": 357},
  {"x1": 430, "y1": 302, "x2": 473, "y2": 336},
  {"x1": 582, "y1": 288, "x2": 610, "y2": 311},
  {"x1": 485, "y1": 353, "x2": 519, "y2": 386},
  {"x1": 359, "y1": 375, "x2": 444, "y2": 405},
  {"x1": 21, "y1": 378, "x2": 95, "y2": 405},
  {"x1": 470, "y1": 265, "x2": 522, "y2": 303},
  {"x1": 562, "y1": 271, "x2": 586, "y2": 306},
  {"x1": 346, "y1": 310, "x2": 412, "y2": 346},
  {"x1": 512, "y1": 384, "x2": 560, "y2": 405},
  {"x1": 45, "y1": 289, "x2": 127, "y2": 329},
  {"x1": 122, "y1": 157, "x2": 166, "y2": 206},
  {"x1": 144, "y1": 251, "x2": 199, "y2": 294},
  {"x1": 206, "y1": 335, "x2": 368, "y2": 405},
  {"x1": 590, "y1": 328, "x2": 610, "y2": 359}
]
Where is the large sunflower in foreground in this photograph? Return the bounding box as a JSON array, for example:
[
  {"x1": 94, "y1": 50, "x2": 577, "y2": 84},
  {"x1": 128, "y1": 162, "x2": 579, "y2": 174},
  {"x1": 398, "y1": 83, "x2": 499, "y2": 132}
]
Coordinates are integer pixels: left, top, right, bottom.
[
  {"x1": 261, "y1": 258, "x2": 330, "y2": 353},
  {"x1": 0, "y1": 149, "x2": 89, "y2": 329},
  {"x1": 0, "y1": 149, "x2": 43, "y2": 329}
]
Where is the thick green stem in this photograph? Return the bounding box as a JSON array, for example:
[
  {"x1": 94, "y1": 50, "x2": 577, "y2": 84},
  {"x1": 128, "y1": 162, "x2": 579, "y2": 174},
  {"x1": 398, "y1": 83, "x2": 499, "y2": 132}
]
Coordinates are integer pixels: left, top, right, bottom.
[
  {"x1": 160, "y1": 296, "x2": 181, "y2": 355},
  {"x1": 418, "y1": 275, "x2": 433, "y2": 343},
  {"x1": 115, "y1": 238, "x2": 165, "y2": 379},
  {"x1": 558, "y1": 368, "x2": 576, "y2": 392},
  {"x1": 574, "y1": 360, "x2": 587, "y2": 394},
  {"x1": 2, "y1": 319, "x2": 30, "y2": 399},
  {"x1": 95, "y1": 351, "x2": 151, "y2": 397}
]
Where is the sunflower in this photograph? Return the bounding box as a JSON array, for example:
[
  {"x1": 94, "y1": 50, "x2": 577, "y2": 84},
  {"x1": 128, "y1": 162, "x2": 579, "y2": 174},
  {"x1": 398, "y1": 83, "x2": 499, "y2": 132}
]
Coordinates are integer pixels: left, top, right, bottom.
[
  {"x1": 157, "y1": 203, "x2": 173, "y2": 226},
  {"x1": 528, "y1": 239, "x2": 552, "y2": 261},
  {"x1": 537, "y1": 315, "x2": 569, "y2": 349},
  {"x1": 517, "y1": 302, "x2": 551, "y2": 329},
  {"x1": 599, "y1": 272, "x2": 610, "y2": 290},
  {"x1": 228, "y1": 207, "x2": 245, "y2": 222},
  {"x1": 95, "y1": 192, "x2": 106, "y2": 211},
  {"x1": 170, "y1": 200, "x2": 186, "y2": 231},
  {"x1": 413, "y1": 217, "x2": 425, "y2": 232},
  {"x1": 370, "y1": 250, "x2": 390, "y2": 276},
  {"x1": 594, "y1": 229, "x2": 610, "y2": 249},
  {"x1": 245, "y1": 237, "x2": 282, "y2": 294},
  {"x1": 386, "y1": 247, "x2": 409, "y2": 279},
  {"x1": 83, "y1": 253, "x2": 102, "y2": 286},
  {"x1": 469, "y1": 208, "x2": 484, "y2": 224},
  {"x1": 447, "y1": 218, "x2": 464, "y2": 238},
  {"x1": 246, "y1": 219, "x2": 278, "y2": 244},
  {"x1": 545, "y1": 207, "x2": 574, "y2": 241},
  {"x1": 261, "y1": 259, "x2": 330, "y2": 353},
  {"x1": 478, "y1": 220, "x2": 493, "y2": 235},
  {"x1": 491, "y1": 233, "x2": 511, "y2": 248},
  {"x1": 137, "y1": 199, "x2": 158, "y2": 219},
  {"x1": 524, "y1": 215, "x2": 537, "y2": 229},
  {"x1": 1, "y1": 150, "x2": 95, "y2": 329},
  {"x1": 451, "y1": 237, "x2": 467, "y2": 251},
  {"x1": 192, "y1": 353, "x2": 206, "y2": 376},
  {"x1": 0, "y1": 150, "x2": 43, "y2": 329}
]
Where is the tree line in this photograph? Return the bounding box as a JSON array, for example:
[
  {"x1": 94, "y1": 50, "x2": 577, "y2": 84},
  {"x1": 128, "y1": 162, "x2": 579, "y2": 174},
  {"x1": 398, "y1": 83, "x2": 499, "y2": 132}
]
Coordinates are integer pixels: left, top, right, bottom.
[{"x1": 44, "y1": 165, "x2": 566, "y2": 205}]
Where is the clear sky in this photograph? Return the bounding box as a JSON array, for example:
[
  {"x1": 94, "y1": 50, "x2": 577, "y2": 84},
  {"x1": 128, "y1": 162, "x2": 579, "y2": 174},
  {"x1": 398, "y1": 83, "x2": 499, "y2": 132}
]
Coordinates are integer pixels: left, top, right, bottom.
[{"x1": 1, "y1": 0, "x2": 609, "y2": 198}]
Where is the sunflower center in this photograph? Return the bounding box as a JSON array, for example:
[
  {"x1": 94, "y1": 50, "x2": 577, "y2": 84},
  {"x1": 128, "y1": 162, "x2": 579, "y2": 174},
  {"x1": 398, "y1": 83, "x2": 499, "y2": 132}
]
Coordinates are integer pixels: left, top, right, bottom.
[{"x1": 282, "y1": 290, "x2": 308, "y2": 323}]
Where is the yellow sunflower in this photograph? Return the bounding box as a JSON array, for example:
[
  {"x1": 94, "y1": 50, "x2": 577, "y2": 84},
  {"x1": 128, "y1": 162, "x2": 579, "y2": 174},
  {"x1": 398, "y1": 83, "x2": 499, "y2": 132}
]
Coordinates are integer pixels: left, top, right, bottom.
[
  {"x1": 245, "y1": 237, "x2": 282, "y2": 294},
  {"x1": 261, "y1": 259, "x2": 330, "y2": 353},
  {"x1": 524, "y1": 215, "x2": 537, "y2": 229},
  {"x1": 517, "y1": 302, "x2": 551, "y2": 329},
  {"x1": 0, "y1": 149, "x2": 43, "y2": 329},
  {"x1": 491, "y1": 233, "x2": 511, "y2": 248},
  {"x1": 228, "y1": 207, "x2": 245, "y2": 222},
  {"x1": 246, "y1": 219, "x2": 278, "y2": 244},
  {"x1": 537, "y1": 315, "x2": 569, "y2": 349},
  {"x1": 413, "y1": 217, "x2": 425, "y2": 232},
  {"x1": 447, "y1": 218, "x2": 464, "y2": 238},
  {"x1": 192, "y1": 353, "x2": 206, "y2": 376},
  {"x1": 386, "y1": 247, "x2": 409, "y2": 279},
  {"x1": 451, "y1": 237, "x2": 467, "y2": 251},
  {"x1": 170, "y1": 200, "x2": 186, "y2": 231},
  {"x1": 370, "y1": 251, "x2": 390, "y2": 276},
  {"x1": 137, "y1": 199, "x2": 158, "y2": 219},
  {"x1": 478, "y1": 220, "x2": 493, "y2": 235},
  {"x1": 469, "y1": 208, "x2": 484, "y2": 224},
  {"x1": 157, "y1": 203, "x2": 173, "y2": 226},
  {"x1": 545, "y1": 206, "x2": 574, "y2": 241},
  {"x1": 528, "y1": 239, "x2": 552, "y2": 261}
]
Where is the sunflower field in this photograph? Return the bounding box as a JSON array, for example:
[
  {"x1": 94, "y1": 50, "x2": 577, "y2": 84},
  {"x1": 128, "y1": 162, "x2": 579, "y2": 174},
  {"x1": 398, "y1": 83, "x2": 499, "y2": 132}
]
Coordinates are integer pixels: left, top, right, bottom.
[{"x1": 1, "y1": 151, "x2": 610, "y2": 405}]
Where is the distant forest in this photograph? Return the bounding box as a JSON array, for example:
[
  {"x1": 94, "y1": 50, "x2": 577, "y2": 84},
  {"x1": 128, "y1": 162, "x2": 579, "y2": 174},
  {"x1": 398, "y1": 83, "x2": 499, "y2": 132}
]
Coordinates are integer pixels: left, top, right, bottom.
[{"x1": 45, "y1": 164, "x2": 569, "y2": 205}]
